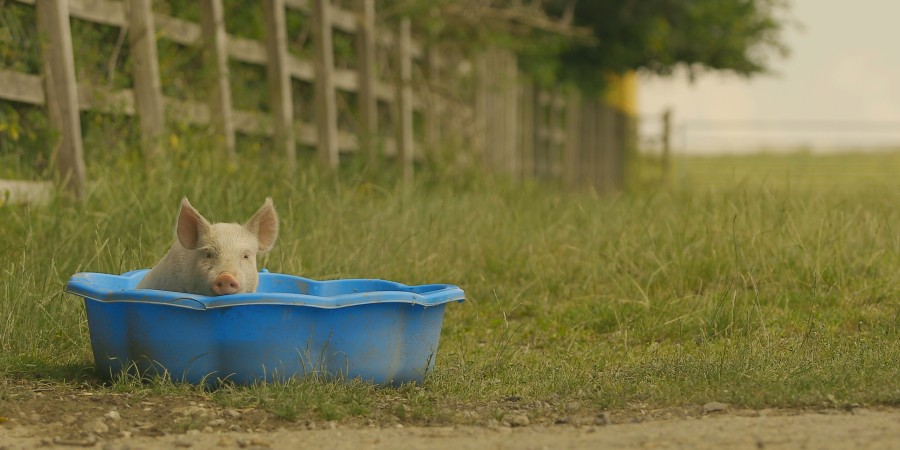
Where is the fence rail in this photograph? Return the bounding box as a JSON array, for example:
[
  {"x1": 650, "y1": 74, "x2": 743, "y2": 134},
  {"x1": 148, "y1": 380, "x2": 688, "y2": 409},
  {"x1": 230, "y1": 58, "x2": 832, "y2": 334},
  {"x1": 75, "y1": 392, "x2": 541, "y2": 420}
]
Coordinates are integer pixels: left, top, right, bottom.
[
  {"x1": 0, "y1": 0, "x2": 633, "y2": 201},
  {"x1": 640, "y1": 114, "x2": 900, "y2": 156}
]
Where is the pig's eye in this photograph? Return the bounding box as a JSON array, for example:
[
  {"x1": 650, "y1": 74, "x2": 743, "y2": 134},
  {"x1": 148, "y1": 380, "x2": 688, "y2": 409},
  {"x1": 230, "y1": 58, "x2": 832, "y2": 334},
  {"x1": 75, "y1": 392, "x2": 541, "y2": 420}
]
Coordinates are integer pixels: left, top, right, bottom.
[{"x1": 205, "y1": 251, "x2": 214, "y2": 259}]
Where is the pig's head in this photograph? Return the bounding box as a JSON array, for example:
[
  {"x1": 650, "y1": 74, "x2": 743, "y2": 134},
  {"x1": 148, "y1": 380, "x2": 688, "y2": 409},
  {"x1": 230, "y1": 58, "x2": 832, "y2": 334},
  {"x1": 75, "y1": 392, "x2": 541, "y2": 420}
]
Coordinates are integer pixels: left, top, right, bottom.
[{"x1": 175, "y1": 197, "x2": 279, "y2": 296}]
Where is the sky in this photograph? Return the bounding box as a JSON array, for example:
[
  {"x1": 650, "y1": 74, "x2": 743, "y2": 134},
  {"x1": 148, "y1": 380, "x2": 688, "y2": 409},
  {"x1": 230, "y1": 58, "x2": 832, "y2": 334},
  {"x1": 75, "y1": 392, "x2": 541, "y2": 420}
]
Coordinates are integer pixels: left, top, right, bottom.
[{"x1": 638, "y1": 0, "x2": 900, "y2": 154}]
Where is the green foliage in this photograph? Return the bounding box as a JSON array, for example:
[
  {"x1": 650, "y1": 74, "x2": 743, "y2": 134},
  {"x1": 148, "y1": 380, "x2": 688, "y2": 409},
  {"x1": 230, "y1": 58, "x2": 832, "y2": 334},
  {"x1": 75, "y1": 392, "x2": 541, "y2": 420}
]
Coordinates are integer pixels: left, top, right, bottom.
[
  {"x1": 223, "y1": 0, "x2": 266, "y2": 41},
  {"x1": 333, "y1": 29, "x2": 356, "y2": 70},
  {"x1": 388, "y1": 0, "x2": 790, "y2": 90},
  {"x1": 0, "y1": 2, "x2": 40, "y2": 74},
  {"x1": 0, "y1": 103, "x2": 54, "y2": 179},
  {"x1": 383, "y1": 0, "x2": 573, "y2": 87},
  {"x1": 69, "y1": 17, "x2": 132, "y2": 91},
  {"x1": 229, "y1": 60, "x2": 270, "y2": 112},
  {"x1": 153, "y1": 0, "x2": 200, "y2": 22},
  {"x1": 157, "y1": 40, "x2": 206, "y2": 101},
  {"x1": 544, "y1": 0, "x2": 791, "y2": 85},
  {"x1": 0, "y1": 5, "x2": 50, "y2": 179},
  {"x1": 285, "y1": 8, "x2": 313, "y2": 59}
]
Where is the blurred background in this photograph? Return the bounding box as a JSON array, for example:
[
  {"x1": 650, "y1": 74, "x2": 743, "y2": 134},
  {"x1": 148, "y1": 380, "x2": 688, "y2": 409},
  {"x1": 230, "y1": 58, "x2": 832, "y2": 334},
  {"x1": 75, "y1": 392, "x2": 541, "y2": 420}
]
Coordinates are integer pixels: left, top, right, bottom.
[
  {"x1": 2, "y1": 0, "x2": 899, "y2": 200},
  {"x1": 639, "y1": 0, "x2": 900, "y2": 155}
]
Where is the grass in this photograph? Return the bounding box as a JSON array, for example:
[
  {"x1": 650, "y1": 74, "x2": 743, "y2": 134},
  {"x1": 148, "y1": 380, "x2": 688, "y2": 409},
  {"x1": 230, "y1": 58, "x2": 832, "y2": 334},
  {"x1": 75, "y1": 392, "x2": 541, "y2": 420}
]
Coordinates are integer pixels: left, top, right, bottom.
[{"x1": 1, "y1": 148, "x2": 900, "y2": 425}]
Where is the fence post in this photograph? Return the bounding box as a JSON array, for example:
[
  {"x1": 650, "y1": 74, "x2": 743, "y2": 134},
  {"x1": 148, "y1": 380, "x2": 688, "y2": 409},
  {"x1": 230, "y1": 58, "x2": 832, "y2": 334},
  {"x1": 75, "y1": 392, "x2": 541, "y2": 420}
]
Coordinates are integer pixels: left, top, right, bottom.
[
  {"x1": 592, "y1": 101, "x2": 605, "y2": 191},
  {"x1": 200, "y1": 0, "x2": 236, "y2": 160},
  {"x1": 394, "y1": 17, "x2": 414, "y2": 182},
  {"x1": 611, "y1": 110, "x2": 626, "y2": 190},
  {"x1": 423, "y1": 47, "x2": 441, "y2": 156},
  {"x1": 475, "y1": 50, "x2": 493, "y2": 170},
  {"x1": 472, "y1": 52, "x2": 487, "y2": 165},
  {"x1": 125, "y1": 0, "x2": 165, "y2": 162},
  {"x1": 581, "y1": 98, "x2": 597, "y2": 191},
  {"x1": 534, "y1": 89, "x2": 548, "y2": 178},
  {"x1": 481, "y1": 48, "x2": 519, "y2": 175},
  {"x1": 503, "y1": 51, "x2": 519, "y2": 177},
  {"x1": 595, "y1": 103, "x2": 608, "y2": 192},
  {"x1": 519, "y1": 80, "x2": 535, "y2": 179},
  {"x1": 356, "y1": 0, "x2": 378, "y2": 164},
  {"x1": 263, "y1": 0, "x2": 296, "y2": 172},
  {"x1": 36, "y1": 0, "x2": 86, "y2": 198},
  {"x1": 312, "y1": 0, "x2": 339, "y2": 168},
  {"x1": 615, "y1": 109, "x2": 633, "y2": 190},
  {"x1": 563, "y1": 90, "x2": 581, "y2": 188},
  {"x1": 548, "y1": 88, "x2": 561, "y2": 181},
  {"x1": 662, "y1": 108, "x2": 672, "y2": 184}
]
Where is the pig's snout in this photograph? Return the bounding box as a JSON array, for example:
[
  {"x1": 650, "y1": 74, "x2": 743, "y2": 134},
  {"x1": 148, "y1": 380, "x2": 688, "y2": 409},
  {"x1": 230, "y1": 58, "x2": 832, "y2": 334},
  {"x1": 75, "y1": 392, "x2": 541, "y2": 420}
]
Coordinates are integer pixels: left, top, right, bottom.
[{"x1": 211, "y1": 272, "x2": 241, "y2": 295}]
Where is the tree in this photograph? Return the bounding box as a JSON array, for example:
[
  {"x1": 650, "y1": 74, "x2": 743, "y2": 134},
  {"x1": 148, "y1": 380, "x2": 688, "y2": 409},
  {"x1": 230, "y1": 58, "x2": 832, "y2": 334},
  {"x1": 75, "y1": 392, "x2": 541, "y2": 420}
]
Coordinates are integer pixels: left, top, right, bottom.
[
  {"x1": 384, "y1": 0, "x2": 792, "y2": 91},
  {"x1": 542, "y1": 0, "x2": 791, "y2": 87}
]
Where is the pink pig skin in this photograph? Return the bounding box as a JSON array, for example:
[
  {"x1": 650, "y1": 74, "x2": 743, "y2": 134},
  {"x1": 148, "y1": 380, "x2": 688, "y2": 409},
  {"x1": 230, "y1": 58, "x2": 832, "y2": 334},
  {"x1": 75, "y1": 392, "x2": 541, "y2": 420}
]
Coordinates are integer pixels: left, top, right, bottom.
[{"x1": 136, "y1": 198, "x2": 279, "y2": 296}]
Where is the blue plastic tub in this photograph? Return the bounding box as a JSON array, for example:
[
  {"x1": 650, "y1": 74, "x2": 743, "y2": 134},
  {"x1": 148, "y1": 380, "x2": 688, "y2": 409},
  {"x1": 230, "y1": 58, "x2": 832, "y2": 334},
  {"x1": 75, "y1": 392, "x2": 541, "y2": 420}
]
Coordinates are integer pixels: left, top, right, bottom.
[{"x1": 65, "y1": 270, "x2": 464, "y2": 386}]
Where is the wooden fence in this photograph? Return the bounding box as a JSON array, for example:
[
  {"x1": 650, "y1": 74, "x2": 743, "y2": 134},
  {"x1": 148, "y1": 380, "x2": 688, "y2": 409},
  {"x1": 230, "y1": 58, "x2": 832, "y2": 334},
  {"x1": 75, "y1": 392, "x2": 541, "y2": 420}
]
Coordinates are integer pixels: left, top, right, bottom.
[
  {"x1": 473, "y1": 48, "x2": 633, "y2": 191},
  {"x1": 0, "y1": 0, "x2": 633, "y2": 201}
]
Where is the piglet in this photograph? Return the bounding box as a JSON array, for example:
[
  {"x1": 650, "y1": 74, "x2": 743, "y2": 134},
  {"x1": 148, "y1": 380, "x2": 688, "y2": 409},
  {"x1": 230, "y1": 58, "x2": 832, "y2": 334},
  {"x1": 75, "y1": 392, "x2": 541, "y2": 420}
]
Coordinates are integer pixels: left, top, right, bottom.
[{"x1": 136, "y1": 197, "x2": 279, "y2": 296}]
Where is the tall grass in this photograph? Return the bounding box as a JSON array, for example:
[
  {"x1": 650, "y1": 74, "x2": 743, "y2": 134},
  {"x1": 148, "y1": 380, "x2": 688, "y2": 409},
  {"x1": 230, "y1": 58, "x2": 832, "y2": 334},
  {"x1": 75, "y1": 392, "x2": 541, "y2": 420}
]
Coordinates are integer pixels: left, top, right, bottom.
[{"x1": 1, "y1": 149, "x2": 899, "y2": 422}]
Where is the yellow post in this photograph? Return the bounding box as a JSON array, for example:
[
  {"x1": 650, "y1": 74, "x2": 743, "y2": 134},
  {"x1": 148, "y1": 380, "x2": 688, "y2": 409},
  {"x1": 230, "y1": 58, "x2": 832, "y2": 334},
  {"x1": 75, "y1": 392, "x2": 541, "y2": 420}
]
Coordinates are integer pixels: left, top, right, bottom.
[
  {"x1": 603, "y1": 71, "x2": 637, "y2": 117},
  {"x1": 601, "y1": 71, "x2": 637, "y2": 190}
]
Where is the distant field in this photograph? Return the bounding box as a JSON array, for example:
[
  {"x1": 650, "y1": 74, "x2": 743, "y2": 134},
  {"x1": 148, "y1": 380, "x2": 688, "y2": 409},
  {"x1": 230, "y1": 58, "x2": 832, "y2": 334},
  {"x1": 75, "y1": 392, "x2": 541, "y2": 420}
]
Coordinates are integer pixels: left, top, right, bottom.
[
  {"x1": 1, "y1": 150, "x2": 899, "y2": 428},
  {"x1": 673, "y1": 150, "x2": 900, "y2": 189}
]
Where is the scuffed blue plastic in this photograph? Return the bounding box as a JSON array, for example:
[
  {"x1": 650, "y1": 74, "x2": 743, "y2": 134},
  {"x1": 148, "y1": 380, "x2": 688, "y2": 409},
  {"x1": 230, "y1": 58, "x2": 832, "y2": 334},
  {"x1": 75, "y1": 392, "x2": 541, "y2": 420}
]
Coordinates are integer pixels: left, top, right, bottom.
[{"x1": 65, "y1": 269, "x2": 464, "y2": 386}]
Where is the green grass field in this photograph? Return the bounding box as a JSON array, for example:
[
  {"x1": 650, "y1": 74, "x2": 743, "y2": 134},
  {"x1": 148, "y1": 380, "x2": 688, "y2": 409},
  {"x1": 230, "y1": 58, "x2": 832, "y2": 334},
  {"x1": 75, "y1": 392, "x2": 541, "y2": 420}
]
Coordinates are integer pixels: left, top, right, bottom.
[{"x1": 1, "y1": 150, "x2": 899, "y2": 424}]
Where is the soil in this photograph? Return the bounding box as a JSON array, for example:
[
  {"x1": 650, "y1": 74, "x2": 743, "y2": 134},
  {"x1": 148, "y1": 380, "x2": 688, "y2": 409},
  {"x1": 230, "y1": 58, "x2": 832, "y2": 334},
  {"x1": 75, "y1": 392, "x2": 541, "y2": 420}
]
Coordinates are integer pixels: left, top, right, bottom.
[{"x1": 2, "y1": 381, "x2": 898, "y2": 450}]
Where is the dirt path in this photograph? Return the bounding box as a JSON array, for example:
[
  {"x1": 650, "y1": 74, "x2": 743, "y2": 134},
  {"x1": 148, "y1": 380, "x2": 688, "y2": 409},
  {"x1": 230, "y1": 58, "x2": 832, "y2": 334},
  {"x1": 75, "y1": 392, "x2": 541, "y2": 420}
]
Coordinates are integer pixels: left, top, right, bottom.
[{"x1": 3, "y1": 408, "x2": 899, "y2": 450}]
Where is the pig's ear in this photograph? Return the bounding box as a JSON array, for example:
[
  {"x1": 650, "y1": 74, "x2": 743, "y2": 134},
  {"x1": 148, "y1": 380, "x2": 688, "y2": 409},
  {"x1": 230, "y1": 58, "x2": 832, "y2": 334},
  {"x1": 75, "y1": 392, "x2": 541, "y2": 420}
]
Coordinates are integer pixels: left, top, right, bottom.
[
  {"x1": 246, "y1": 197, "x2": 279, "y2": 252},
  {"x1": 176, "y1": 198, "x2": 210, "y2": 250}
]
